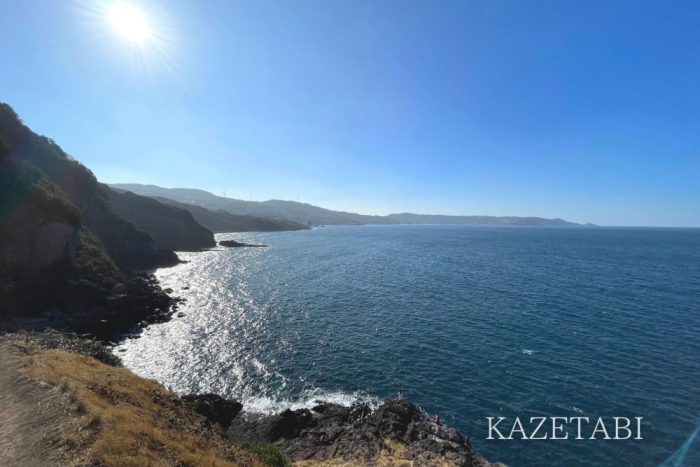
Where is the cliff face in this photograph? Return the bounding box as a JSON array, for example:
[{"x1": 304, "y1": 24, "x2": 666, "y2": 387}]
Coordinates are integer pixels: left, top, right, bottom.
[
  {"x1": 0, "y1": 103, "x2": 178, "y2": 270},
  {"x1": 106, "y1": 188, "x2": 215, "y2": 251},
  {"x1": 0, "y1": 157, "x2": 123, "y2": 317},
  {"x1": 0, "y1": 104, "x2": 183, "y2": 326}
]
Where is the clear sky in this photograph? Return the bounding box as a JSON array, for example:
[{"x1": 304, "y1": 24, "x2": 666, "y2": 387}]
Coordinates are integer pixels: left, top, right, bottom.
[{"x1": 1, "y1": 1, "x2": 699, "y2": 226}]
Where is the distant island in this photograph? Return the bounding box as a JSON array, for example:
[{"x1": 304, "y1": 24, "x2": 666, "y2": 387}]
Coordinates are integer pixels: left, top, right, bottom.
[{"x1": 110, "y1": 183, "x2": 588, "y2": 228}]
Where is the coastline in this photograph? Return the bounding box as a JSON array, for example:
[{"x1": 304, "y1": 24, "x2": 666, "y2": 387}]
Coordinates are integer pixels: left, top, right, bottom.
[
  {"x1": 0, "y1": 235, "x2": 500, "y2": 466},
  {"x1": 0, "y1": 329, "x2": 499, "y2": 466}
]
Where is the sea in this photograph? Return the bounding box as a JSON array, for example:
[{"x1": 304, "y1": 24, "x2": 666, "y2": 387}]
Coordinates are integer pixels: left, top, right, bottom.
[{"x1": 114, "y1": 225, "x2": 700, "y2": 466}]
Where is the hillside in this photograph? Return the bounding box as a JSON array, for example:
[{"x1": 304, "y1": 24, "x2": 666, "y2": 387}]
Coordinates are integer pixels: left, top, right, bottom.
[
  {"x1": 1, "y1": 331, "x2": 497, "y2": 467},
  {"x1": 0, "y1": 104, "x2": 179, "y2": 270},
  {"x1": 110, "y1": 183, "x2": 398, "y2": 226},
  {"x1": 0, "y1": 103, "x2": 185, "y2": 327},
  {"x1": 110, "y1": 183, "x2": 587, "y2": 228},
  {"x1": 388, "y1": 213, "x2": 583, "y2": 226},
  {"x1": 0, "y1": 150, "x2": 123, "y2": 317},
  {"x1": 1, "y1": 333, "x2": 273, "y2": 466},
  {"x1": 106, "y1": 188, "x2": 216, "y2": 251},
  {"x1": 150, "y1": 197, "x2": 309, "y2": 233}
]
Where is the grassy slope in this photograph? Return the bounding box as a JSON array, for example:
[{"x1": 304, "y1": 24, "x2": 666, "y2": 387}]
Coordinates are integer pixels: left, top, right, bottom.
[{"x1": 23, "y1": 349, "x2": 268, "y2": 466}]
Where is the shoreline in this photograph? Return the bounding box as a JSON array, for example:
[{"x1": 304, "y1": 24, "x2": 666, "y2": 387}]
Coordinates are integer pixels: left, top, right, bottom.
[
  {"x1": 0, "y1": 239, "x2": 501, "y2": 465},
  {"x1": 0, "y1": 329, "x2": 500, "y2": 466}
]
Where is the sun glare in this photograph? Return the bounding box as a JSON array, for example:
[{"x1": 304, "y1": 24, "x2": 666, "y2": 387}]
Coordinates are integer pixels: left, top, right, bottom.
[{"x1": 107, "y1": 2, "x2": 151, "y2": 43}]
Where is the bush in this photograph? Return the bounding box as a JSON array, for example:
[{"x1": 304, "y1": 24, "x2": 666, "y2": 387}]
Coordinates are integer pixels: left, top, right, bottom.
[{"x1": 242, "y1": 443, "x2": 290, "y2": 467}]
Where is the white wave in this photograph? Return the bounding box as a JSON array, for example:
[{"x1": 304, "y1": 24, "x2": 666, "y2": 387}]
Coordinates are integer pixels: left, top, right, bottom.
[{"x1": 242, "y1": 388, "x2": 381, "y2": 415}]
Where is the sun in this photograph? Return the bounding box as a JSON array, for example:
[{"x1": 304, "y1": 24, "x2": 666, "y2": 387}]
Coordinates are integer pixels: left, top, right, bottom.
[{"x1": 107, "y1": 2, "x2": 151, "y2": 43}]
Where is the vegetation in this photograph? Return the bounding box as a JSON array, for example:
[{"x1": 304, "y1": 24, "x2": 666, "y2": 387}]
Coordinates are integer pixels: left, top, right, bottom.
[
  {"x1": 0, "y1": 102, "x2": 178, "y2": 270},
  {"x1": 23, "y1": 349, "x2": 270, "y2": 467},
  {"x1": 242, "y1": 444, "x2": 291, "y2": 467}
]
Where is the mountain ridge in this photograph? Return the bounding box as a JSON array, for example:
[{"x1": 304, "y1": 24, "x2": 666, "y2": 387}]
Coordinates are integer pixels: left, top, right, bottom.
[{"x1": 111, "y1": 183, "x2": 586, "y2": 227}]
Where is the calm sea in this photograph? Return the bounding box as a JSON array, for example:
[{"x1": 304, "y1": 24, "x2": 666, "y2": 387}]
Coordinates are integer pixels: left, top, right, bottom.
[{"x1": 115, "y1": 225, "x2": 700, "y2": 466}]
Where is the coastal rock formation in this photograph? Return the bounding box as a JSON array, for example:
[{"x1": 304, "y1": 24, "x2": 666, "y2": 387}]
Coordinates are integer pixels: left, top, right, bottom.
[
  {"x1": 228, "y1": 399, "x2": 497, "y2": 466},
  {"x1": 182, "y1": 394, "x2": 243, "y2": 429},
  {"x1": 0, "y1": 103, "x2": 179, "y2": 270},
  {"x1": 219, "y1": 240, "x2": 268, "y2": 248},
  {"x1": 0, "y1": 103, "x2": 181, "y2": 333}
]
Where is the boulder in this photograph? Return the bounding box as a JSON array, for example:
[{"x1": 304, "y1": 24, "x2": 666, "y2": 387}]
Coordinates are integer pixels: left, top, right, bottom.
[{"x1": 181, "y1": 394, "x2": 243, "y2": 429}]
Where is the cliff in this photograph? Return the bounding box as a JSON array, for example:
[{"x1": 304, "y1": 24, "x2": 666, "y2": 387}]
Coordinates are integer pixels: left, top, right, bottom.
[
  {"x1": 0, "y1": 151, "x2": 123, "y2": 317},
  {"x1": 0, "y1": 104, "x2": 181, "y2": 330},
  {"x1": 0, "y1": 103, "x2": 178, "y2": 270},
  {"x1": 106, "y1": 188, "x2": 216, "y2": 251}
]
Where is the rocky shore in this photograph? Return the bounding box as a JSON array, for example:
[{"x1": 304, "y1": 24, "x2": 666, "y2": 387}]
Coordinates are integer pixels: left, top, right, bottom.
[
  {"x1": 0, "y1": 330, "x2": 500, "y2": 466},
  {"x1": 226, "y1": 399, "x2": 496, "y2": 466},
  {"x1": 0, "y1": 272, "x2": 180, "y2": 342}
]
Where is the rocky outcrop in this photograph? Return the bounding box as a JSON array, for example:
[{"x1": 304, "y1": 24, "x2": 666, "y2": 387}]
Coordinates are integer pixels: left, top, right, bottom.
[
  {"x1": 219, "y1": 240, "x2": 268, "y2": 248},
  {"x1": 182, "y1": 394, "x2": 243, "y2": 429},
  {"x1": 228, "y1": 399, "x2": 497, "y2": 466}
]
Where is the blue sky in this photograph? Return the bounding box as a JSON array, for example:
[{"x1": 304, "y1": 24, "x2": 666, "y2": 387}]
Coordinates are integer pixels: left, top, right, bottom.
[{"x1": 1, "y1": 0, "x2": 699, "y2": 226}]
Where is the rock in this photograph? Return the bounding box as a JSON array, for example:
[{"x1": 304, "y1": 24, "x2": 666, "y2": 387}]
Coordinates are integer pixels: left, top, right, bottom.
[
  {"x1": 108, "y1": 283, "x2": 129, "y2": 298},
  {"x1": 227, "y1": 399, "x2": 495, "y2": 466},
  {"x1": 181, "y1": 394, "x2": 243, "y2": 429},
  {"x1": 219, "y1": 240, "x2": 268, "y2": 248}
]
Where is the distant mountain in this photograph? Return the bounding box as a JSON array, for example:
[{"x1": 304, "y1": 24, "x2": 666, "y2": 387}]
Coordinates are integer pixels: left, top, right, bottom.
[
  {"x1": 109, "y1": 184, "x2": 397, "y2": 226},
  {"x1": 387, "y1": 213, "x2": 582, "y2": 226},
  {"x1": 110, "y1": 184, "x2": 586, "y2": 228},
  {"x1": 106, "y1": 189, "x2": 216, "y2": 251},
  {"x1": 150, "y1": 197, "x2": 309, "y2": 233}
]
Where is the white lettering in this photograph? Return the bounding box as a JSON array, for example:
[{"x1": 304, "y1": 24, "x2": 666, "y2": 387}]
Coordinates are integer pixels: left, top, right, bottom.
[
  {"x1": 590, "y1": 417, "x2": 611, "y2": 440},
  {"x1": 487, "y1": 417, "x2": 507, "y2": 440},
  {"x1": 551, "y1": 417, "x2": 569, "y2": 439}
]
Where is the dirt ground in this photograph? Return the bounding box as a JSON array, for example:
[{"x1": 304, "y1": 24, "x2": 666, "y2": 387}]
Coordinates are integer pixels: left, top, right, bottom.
[{"x1": 0, "y1": 338, "x2": 76, "y2": 466}]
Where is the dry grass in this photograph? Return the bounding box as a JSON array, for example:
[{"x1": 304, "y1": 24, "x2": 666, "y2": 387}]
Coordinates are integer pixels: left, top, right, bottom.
[{"x1": 23, "y1": 349, "x2": 265, "y2": 467}]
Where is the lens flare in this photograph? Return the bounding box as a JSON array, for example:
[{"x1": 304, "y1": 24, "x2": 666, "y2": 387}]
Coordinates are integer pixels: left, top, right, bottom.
[{"x1": 107, "y1": 2, "x2": 151, "y2": 43}]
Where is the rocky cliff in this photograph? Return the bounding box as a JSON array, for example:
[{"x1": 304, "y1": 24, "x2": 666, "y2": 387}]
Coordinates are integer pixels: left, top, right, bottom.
[
  {"x1": 0, "y1": 103, "x2": 178, "y2": 270},
  {"x1": 0, "y1": 104, "x2": 180, "y2": 330},
  {"x1": 0, "y1": 148, "x2": 122, "y2": 317},
  {"x1": 106, "y1": 188, "x2": 216, "y2": 251}
]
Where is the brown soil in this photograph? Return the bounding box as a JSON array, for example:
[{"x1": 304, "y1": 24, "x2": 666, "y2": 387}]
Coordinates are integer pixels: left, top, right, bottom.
[{"x1": 0, "y1": 338, "x2": 77, "y2": 466}]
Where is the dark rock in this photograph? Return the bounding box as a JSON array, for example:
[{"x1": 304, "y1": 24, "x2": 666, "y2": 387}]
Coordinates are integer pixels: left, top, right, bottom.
[
  {"x1": 219, "y1": 240, "x2": 268, "y2": 248},
  {"x1": 3, "y1": 330, "x2": 122, "y2": 366},
  {"x1": 227, "y1": 399, "x2": 495, "y2": 466},
  {"x1": 182, "y1": 394, "x2": 243, "y2": 429}
]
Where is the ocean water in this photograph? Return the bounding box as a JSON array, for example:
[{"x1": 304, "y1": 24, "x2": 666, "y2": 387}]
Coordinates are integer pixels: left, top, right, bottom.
[{"x1": 115, "y1": 226, "x2": 700, "y2": 466}]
